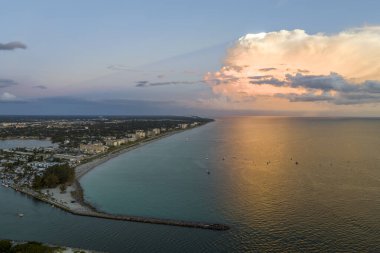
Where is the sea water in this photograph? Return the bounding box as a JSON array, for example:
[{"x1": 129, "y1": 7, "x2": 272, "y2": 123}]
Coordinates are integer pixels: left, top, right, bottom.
[{"x1": 1, "y1": 117, "x2": 380, "y2": 252}]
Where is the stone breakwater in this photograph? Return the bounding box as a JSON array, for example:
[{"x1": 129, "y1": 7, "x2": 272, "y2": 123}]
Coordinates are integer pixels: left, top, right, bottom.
[{"x1": 11, "y1": 186, "x2": 230, "y2": 231}]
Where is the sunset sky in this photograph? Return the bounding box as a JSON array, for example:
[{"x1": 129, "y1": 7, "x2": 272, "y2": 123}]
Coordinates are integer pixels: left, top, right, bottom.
[{"x1": 2, "y1": 0, "x2": 380, "y2": 115}]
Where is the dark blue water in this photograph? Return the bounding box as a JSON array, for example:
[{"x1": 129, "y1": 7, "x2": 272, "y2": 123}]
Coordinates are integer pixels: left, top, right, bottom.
[
  {"x1": 1, "y1": 117, "x2": 380, "y2": 252},
  {"x1": 0, "y1": 139, "x2": 56, "y2": 149}
]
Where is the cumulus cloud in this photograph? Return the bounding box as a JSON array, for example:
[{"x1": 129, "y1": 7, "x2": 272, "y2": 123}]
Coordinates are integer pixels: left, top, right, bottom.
[
  {"x1": 204, "y1": 26, "x2": 380, "y2": 105},
  {"x1": 0, "y1": 79, "x2": 18, "y2": 88},
  {"x1": 0, "y1": 92, "x2": 18, "y2": 102},
  {"x1": 0, "y1": 41, "x2": 27, "y2": 50}
]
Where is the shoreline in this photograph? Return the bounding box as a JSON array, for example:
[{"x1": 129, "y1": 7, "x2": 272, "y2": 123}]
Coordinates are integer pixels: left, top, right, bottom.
[
  {"x1": 7, "y1": 124, "x2": 230, "y2": 231},
  {"x1": 75, "y1": 129, "x2": 184, "y2": 180}
]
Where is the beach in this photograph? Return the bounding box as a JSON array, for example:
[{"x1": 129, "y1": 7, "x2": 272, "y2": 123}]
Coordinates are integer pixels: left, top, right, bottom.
[
  {"x1": 8, "y1": 126, "x2": 229, "y2": 231},
  {"x1": 75, "y1": 129, "x2": 187, "y2": 179},
  {"x1": 22, "y1": 130, "x2": 183, "y2": 212}
]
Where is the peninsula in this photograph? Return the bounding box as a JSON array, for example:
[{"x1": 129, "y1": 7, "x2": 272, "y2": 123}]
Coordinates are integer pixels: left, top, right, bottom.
[{"x1": 0, "y1": 116, "x2": 229, "y2": 231}]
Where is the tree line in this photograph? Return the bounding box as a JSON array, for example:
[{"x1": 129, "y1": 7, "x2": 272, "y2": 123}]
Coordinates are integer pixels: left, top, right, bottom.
[{"x1": 33, "y1": 164, "x2": 74, "y2": 189}]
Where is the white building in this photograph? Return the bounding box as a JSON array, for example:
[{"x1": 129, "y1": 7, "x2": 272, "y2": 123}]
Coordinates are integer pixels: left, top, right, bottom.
[
  {"x1": 135, "y1": 130, "x2": 146, "y2": 139},
  {"x1": 80, "y1": 143, "x2": 108, "y2": 154},
  {"x1": 105, "y1": 139, "x2": 126, "y2": 147},
  {"x1": 152, "y1": 128, "x2": 161, "y2": 135},
  {"x1": 178, "y1": 123, "x2": 188, "y2": 129},
  {"x1": 127, "y1": 133, "x2": 137, "y2": 142}
]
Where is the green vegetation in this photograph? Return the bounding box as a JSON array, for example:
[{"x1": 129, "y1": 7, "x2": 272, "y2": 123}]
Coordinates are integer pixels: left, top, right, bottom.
[
  {"x1": 0, "y1": 240, "x2": 12, "y2": 252},
  {"x1": 0, "y1": 115, "x2": 213, "y2": 147},
  {"x1": 33, "y1": 164, "x2": 74, "y2": 189},
  {"x1": 0, "y1": 240, "x2": 61, "y2": 253}
]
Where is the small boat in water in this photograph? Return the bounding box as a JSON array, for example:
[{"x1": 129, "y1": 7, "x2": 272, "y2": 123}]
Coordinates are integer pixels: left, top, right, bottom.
[
  {"x1": 18, "y1": 213, "x2": 24, "y2": 217},
  {"x1": 207, "y1": 170, "x2": 210, "y2": 175}
]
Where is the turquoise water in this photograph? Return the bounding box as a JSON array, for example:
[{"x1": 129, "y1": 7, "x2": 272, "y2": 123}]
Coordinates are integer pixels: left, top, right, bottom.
[
  {"x1": 1, "y1": 117, "x2": 380, "y2": 252},
  {"x1": 0, "y1": 139, "x2": 56, "y2": 149}
]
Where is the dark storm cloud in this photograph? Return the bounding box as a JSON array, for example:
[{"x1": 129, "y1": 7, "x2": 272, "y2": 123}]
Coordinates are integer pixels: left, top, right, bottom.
[
  {"x1": 258, "y1": 67, "x2": 277, "y2": 72},
  {"x1": 135, "y1": 81, "x2": 149, "y2": 87},
  {"x1": 249, "y1": 75, "x2": 285, "y2": 86},
  {"x1": 276, "y1": 93, "x2": 335, "y2": 103},
  {"x1": 249, "y1": 72, "x2": 380, "y2": 105},
  {"x1": 286, "y1": 73, "x2": 345, "y2": 91},
  {"x1": 33, "y1": 85, "x2": 48, "y2": 89},
  {"x1": 0, "y1": 79, "x2": 18, "y2": 88},
  {"x1": 135, "y1": 80, "x2": 203, "y2": 87},
  {"x1": 0, "y1": 41, "x2": 27, "y2": 50}
]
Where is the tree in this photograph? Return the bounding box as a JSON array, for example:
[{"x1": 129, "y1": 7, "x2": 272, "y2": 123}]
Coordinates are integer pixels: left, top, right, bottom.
[
  {"x1": 43, "y1": 174, "x2": 59, "y2": 188},
  {"x1": 0, "y1": 240, "x2": 12, "y2": 252},
  {"x1": 33, "y1": 164, "x2": 75, "y2": 189}
]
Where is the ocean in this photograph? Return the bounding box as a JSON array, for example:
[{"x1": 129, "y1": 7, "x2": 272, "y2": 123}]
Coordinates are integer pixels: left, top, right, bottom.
[{"x1": 1, "y1": 117, "x2": 380, "y2": 252}]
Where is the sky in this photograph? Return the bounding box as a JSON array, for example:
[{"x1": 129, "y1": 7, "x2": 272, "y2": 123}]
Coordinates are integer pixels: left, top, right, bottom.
[{"x1": 2, "y1": 0, "x2": 380, "y2": 116}]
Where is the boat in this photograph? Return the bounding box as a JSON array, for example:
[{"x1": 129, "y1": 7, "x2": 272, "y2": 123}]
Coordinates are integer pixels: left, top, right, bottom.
[
  {"x1": 18, "y1": 213, "x2": 24, "y2": 217},
  {"x1": 207, "y1": 170, "x2": 210, "y2": 175}
]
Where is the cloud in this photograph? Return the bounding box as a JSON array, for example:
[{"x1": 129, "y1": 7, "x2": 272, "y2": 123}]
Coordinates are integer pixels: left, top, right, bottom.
[
  {"x1": 136, "y1": 80, "x2": 203, "y2": 87},
  {"x1": 204, "y1": 26, "x2": 380, "y2": 105},
  {"x1": 33, "y1": 85, "x2": 48, "y2": 89},
  {"x1": 0, "y1": 79, "x2": 18, "y2": 88},
  {"x1": 0, "y1": 41, "x2": 27, "y2": 50},
  {"x1": 107, "y1": 64, "x2": 139, "y2": 71},
  {"x1": 258, "y1": 67, "x2": 277, "y2": 72},
  {"x1": 136, "y1": 81, "x2": 149, "y2": 87},
  {"x1": 0, "y1": 92, "x2": 18, "y2": 102}
]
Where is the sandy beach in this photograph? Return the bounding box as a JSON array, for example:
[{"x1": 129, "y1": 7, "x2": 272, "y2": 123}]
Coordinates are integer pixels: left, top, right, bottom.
[
  {"x1": 46, "y1": 130, "x2": 186, "y2": 213},
  {"x1": 75, "y1": 130, "x2": 184, "y2": 179},
  {"x1": 9, "y1": 125, "x2": 229, "y2": 230}
]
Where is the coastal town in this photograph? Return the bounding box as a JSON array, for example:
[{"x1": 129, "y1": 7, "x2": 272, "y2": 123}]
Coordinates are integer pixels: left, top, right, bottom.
[
  {"x1": 0, "y1": 116, "x2": 209, "y2": 190},
  {"x1": 0, "y1": 116, "x2": 230, "y2": 231}
]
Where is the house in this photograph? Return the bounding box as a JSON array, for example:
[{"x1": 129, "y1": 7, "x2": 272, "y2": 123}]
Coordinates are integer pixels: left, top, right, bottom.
[
  {"x1": 146, "y1": 130, "x2": 154, "y2": 137},
  {"x1": 105, "y1": 140, "x2": 119, "y2": 147},
  {"x1": 105, "y1": 139, "x2": 126, "y2": 147},
  {"x1": 127, "y1": 134, "x2": 137, "y2": 142},
  {"x1": 152, "y1": 128, "x2": 161, "y2": 135},
  {"x1": 135, "y1": 130, "x2": 146, "y2": 139},
  {"x1": 178, "y1": 123, "x2": 188, "y2": 129},
  {"x1": 80, "y1": 143, "x2": 108, "y2": 154}
]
